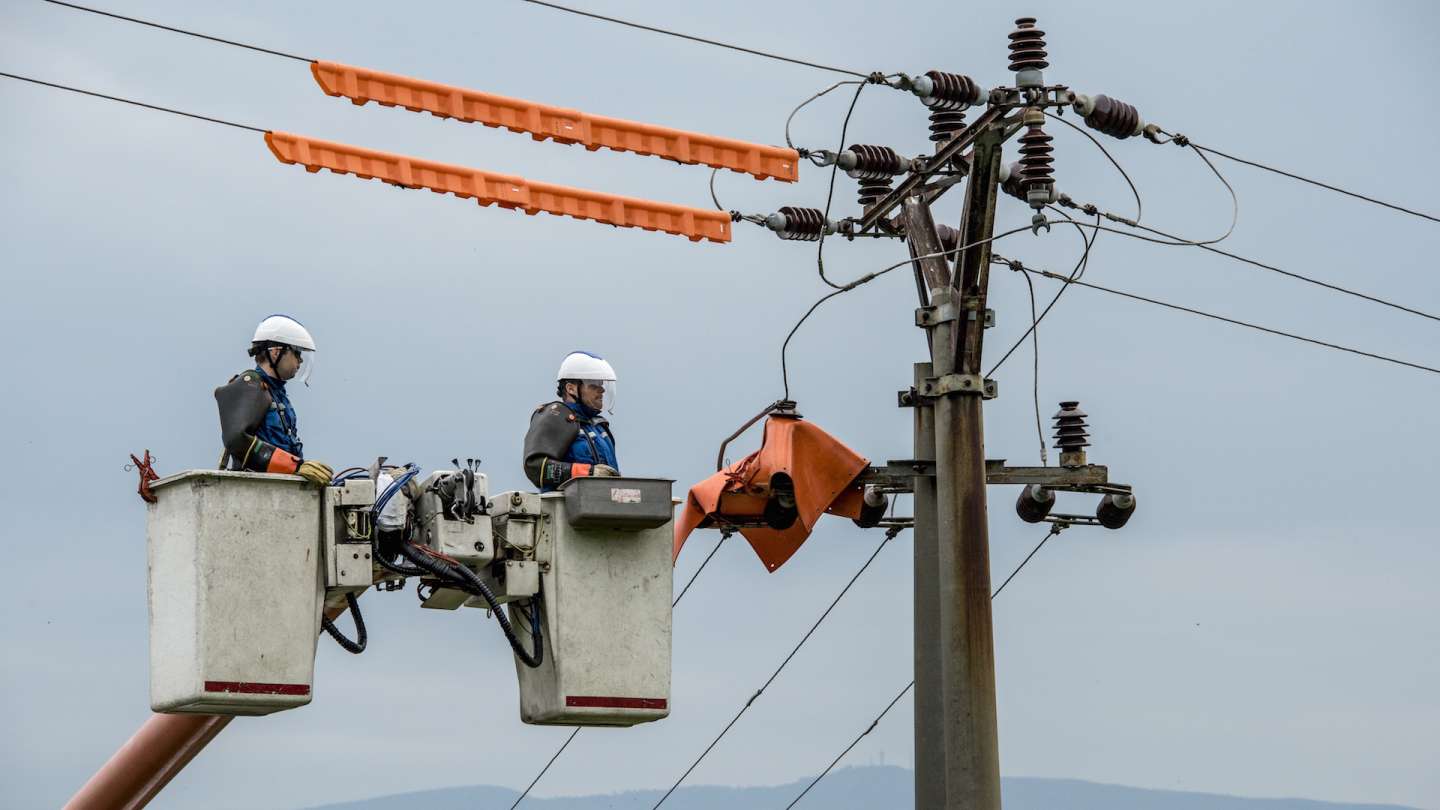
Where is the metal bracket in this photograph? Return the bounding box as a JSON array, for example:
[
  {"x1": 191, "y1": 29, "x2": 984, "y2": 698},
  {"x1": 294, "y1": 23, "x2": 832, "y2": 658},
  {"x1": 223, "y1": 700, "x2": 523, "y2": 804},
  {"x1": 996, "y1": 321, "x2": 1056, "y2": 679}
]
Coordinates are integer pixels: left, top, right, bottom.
[
  {"x1": 920, "y1": 373, "x2": 998, "y2": 400},
  {"x1": 915, "y1": 301, "x2": 959, "y2": 328},
  {"x1": 860, "y1": 459, "x2": 1128, "y2": 496}
]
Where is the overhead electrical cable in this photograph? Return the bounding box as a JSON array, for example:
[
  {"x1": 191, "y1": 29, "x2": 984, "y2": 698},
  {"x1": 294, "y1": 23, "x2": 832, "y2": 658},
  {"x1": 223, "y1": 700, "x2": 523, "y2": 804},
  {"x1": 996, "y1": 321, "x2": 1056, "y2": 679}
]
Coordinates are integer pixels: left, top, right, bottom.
[
  {"x1": 781, "y1": 224, "x2": 1038, "y2": 400},
  {"x1": 987, "y1": 205, "x2": 1099, "y2": 380},
  {"x1": 517, "y1": 0, "x2": 871, "y2": 78},
  {"x1": 650, "y1": 526, "x2": 906, "y2": 809},
  {"x1": 508, "y1": 530, "x2": 734, "y2": 810},
  {"x1": 783, "y1": 525, "x2": 1064, "y2": 809},
  {"x1": 1151, "y1": 130, "x2": 1440, "y2": 226},
  {"x1": 1051, "y1": 201, "x2": 1440, "y2": 325},
  {"x1": 1045, "y1": 110, "x2": 1141, "y2": 224},
  {"x1": 40, "y1": 0, "x2": 314, "y2": 62},
  {"x1": 815, "y1": 81, "x2": 870, "y2": 290},
  {"x1": 0, "y1": 71, "x2": 267, "y2": 132},
  {"x1": 995, "y1": 255, "x2": 1440, "y2": 377}
]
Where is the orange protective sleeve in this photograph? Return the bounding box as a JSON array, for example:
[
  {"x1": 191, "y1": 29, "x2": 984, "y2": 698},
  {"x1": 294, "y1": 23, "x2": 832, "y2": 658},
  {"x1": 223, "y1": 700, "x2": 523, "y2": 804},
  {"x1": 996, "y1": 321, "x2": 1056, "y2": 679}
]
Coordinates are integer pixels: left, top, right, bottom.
[
  {"x1": 266, "y1": 448, "x2": 301, "y2": 475},
  {"x1": 310, "y1": 61, "x2": 799, "y2": 183},
  {"x1": 264, "y1": 131, "x2": 732, "y2": 243}
]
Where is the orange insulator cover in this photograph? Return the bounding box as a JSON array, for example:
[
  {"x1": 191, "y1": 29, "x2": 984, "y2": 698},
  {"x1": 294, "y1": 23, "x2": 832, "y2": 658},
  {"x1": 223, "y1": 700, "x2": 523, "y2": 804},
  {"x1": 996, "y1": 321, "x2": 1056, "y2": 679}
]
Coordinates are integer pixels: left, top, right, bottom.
[
  {"x1": 674, "y1": 416, "x2": 869, "y2": 572},
  {"x1": 263, "y1": 131, "x2": 732, "y2": 243},
  {"x1": 310, "y1": 61, "x2": 800, "y2": 183}
]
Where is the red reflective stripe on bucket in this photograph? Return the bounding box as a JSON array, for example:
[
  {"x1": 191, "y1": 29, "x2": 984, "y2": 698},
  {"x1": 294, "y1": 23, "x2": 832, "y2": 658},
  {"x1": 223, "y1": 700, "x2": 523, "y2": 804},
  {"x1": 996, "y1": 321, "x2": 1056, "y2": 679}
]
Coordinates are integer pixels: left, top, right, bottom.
[
  {"x1": 203, "y1": 681, "x2": 311, "y2": 696},
  {"x1": 565, "y1": 695, "x2": 667, "y2": 710}
]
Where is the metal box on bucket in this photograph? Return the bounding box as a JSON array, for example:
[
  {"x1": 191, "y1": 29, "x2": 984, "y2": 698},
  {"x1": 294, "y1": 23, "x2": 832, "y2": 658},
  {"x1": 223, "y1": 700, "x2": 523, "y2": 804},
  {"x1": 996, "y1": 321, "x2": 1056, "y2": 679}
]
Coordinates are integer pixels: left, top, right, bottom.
[
  {"x1": 147, "y1": 470, "x2": 323, "y2": 716},
  {"x1": 513, "y1": 477, "x2": 675, "y2": 726}
]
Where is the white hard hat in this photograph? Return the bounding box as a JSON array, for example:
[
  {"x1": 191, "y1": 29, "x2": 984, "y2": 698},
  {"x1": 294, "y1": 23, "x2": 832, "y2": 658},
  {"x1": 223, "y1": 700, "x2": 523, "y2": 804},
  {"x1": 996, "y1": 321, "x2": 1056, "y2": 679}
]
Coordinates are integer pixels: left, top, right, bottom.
[
  {"x1": 252, "y1": 314, "x2": 317, "y2": 385},
  {"x1": 556, "y1": 351, "x2": 615, "y2": 382},
  {"x1": 253, "y1": 314, "x2": 316, "y2": 351},
  {"x1": 557, "y1": 351, "x2": 617, "y2": 413}
]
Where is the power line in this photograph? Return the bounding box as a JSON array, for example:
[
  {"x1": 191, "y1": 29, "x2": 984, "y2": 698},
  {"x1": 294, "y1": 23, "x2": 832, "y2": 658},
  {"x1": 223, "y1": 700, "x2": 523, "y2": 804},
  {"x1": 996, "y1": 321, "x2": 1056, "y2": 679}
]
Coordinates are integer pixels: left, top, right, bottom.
[
  {"x1": 39, "y1": 0, "x2": 314, "y2": 63},
  {"x1": 986, "y1": 207, "x2": 1100, "y2": 378},
  {"x1": 651, "y1": 526, "x2": 904, "y2": 809},
  {"x1": 1166, "y1": 136, "x2": 1440, "y2": 226},
  {"x1": 816, "y1": 81, "x2": 869, "y2": 290},
  {"x1": 995, "y1": 255, "x2": 1440, "y2": 377},
  {"x1": 517, "y1": 0, "x2": 872, "y2": 79},
  {"x1": 783, "y1": 525, "x2": 1063, "y2": 809},
  {"x1": 781, "y1": 225, "x2": 1038, "y2": 400},
  {"x1": 1050, "y1": 202, "x2": 1440, "y2": 325},
  {"x1": 508, "y1": 530, "x2": 733, "y2": 810},
  {"x1": 0, "y1": 71, "x2": 267, "y2": 133},
  {"x1": 1046, "y1": 111, "x2": 1142, "y2": 225}
]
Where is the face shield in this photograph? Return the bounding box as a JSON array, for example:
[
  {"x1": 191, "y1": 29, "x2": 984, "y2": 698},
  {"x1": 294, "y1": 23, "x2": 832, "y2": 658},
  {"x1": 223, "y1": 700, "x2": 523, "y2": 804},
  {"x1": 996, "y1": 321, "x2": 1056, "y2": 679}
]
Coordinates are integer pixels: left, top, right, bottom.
[
  {"x1": 293, "y1": 347, "x2": 316, "y2": 386},
  {"x1": 577, "y1": 379, "x2": 616, "y2": 415}
]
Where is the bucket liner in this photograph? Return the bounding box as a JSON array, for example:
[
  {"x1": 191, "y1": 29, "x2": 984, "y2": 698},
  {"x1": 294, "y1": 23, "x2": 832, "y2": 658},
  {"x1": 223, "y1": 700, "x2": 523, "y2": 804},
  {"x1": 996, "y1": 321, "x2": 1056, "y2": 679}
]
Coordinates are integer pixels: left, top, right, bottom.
[{"x1": 674, "y1": 413, "x2": 871, "y2": 572}]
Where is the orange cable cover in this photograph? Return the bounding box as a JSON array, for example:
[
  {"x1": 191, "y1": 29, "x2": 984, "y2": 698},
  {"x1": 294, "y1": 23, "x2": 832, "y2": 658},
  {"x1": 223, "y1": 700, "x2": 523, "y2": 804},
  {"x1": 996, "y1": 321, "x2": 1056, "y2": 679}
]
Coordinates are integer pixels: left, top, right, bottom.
[
  {"x1": 310, "y1": 61, "x2": 800, "y2": 183},
  {"x1": 264, "y1": 131, "x2": 732, "y2": 243}
]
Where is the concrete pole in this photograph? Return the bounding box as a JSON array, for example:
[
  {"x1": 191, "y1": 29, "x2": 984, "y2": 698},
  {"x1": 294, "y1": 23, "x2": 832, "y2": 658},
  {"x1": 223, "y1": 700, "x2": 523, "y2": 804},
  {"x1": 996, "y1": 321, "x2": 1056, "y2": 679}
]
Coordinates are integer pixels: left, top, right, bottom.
[{"x1": 904, "y1": 123, "x2": 1005, "y2": 809}]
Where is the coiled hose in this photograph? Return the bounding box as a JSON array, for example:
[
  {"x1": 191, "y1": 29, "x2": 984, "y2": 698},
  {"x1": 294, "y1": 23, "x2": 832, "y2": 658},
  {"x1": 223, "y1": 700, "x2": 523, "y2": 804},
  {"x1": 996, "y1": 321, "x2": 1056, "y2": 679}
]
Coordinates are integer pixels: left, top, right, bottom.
[
  {"x1": 397, "y1": 540, "x2": 544, "y2": 668},
  {"x1": 320, "y1": 592, "x2": 367, "y2": 654}
]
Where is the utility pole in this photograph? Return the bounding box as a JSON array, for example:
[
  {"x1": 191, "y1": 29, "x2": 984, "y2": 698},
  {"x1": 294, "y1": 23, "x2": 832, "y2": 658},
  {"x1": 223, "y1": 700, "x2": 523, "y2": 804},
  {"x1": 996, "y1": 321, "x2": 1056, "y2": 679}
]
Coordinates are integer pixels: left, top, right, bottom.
[{"x1": 903, "y1": 118, "x2": 1003, "y2": 807}]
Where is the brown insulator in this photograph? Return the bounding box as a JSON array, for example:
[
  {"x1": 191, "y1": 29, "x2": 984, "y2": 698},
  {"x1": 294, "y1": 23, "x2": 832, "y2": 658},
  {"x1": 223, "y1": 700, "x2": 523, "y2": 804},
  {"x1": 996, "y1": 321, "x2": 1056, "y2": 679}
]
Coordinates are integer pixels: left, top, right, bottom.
[
  {"x1": 1000, "y1": 161, "x2": 1027, "y2": 202},
  {"x1": 1083, "y1": 95, "x2": 1142, "y2": 139},
  {"x1": 857, "y1": 177, "x2": 894, "y2": 207},
  {"x1": 934, "y1": 223, "x2": 960, "y2": 254},
  {"x1": 770, "y1": 206, "x2": 829, "y2": 241},
  {"x1": 845, "y1": 144, "x2": 905, "y2": 177},
  {"x1": 1008, "y1": 17, "x2": 1049, "y2": 73},
  {"x1": 1015, "y1": 484, "x2": 1056, "y2": 524},
  {"x1": 1096, "y1": 492, "x2": 1137, "y2": 530},
  {"x1": 919, "y1": 72, "x2": 983, "y2": 142},
  {"x1": 846, "y1": 144, "x2": 905, "y2": 207},
  {"x1": 1017, "y1": 115, "x2": 1054, "y2": 205},
  {"x1": 928, "y1": 107, "x2": 967, "y2": 142},
  {"x1": 1052, "y1": 400, "x2": 1089, "y2": 466}
]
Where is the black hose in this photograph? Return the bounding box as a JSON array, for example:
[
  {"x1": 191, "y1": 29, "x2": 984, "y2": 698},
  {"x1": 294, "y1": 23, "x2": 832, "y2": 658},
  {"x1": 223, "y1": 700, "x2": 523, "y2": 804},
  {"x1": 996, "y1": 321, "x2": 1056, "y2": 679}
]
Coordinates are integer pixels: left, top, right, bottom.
[
  {"x1": 450, "y1": 560, "x2": 545, "y2": 670},
  {"x1": 396, "y1": 541, "x2": 545, "y2": 668},
  {"x1": 320, "y1": 592, "x2": 367, "y2": 654},
  {"x1": 373, "y1": 528, "x2": 426, "y2": 577}
]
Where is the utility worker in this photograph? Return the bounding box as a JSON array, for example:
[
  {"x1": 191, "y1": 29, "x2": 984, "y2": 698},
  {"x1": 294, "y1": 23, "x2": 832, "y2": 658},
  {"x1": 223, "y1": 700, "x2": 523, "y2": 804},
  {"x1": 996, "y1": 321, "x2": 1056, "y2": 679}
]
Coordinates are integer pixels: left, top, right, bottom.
[
  {"x1": 214, "y1": 314, "x2": 332, "y2": 486},
  {"x1": 524, "y1": 351, "x2": 620, "y2": 491}
]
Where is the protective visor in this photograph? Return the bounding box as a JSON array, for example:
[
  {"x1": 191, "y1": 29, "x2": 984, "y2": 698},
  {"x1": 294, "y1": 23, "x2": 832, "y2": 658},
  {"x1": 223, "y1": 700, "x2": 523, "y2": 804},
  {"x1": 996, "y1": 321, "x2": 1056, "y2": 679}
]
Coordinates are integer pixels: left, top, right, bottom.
[
  {"x1": 577, "y1": 379, "x2": 616, "y2": 414},
  {"x1": 294, "y1": 348, "x2": 316, "y2": 386}
]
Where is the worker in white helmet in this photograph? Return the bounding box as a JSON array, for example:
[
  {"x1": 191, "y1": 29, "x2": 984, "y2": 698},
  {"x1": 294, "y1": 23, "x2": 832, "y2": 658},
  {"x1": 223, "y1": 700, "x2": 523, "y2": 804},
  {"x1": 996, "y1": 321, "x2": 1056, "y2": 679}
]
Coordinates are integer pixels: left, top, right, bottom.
[
  {"x1": 523, "y1": 351, "x2": 620, "y2": 491},
  {"x1": 213, "y1": 314, "x2": 332, "y2": 486}
]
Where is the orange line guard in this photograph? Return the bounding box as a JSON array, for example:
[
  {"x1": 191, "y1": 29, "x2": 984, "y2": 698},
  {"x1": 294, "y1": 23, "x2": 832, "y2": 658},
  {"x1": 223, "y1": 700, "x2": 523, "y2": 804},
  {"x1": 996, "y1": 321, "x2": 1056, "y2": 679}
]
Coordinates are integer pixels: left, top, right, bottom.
[
  {"x1": 310, "y1": 61, "x2": 800, "y2": 183},
  {"x1": 264, "y1": 131, "x2": 733, "y2": 243}
]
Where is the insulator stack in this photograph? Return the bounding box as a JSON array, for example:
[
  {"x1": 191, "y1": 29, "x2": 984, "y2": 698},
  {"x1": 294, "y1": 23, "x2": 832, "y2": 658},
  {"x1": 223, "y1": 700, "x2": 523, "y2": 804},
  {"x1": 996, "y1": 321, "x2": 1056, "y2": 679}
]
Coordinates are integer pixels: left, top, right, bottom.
[
  {"x1": 766, "y1": 206, "x2": 832, "y2": 241},
  {"x1": 934, "y1": 223, "x2": 961, "y2": 254},
  {"x1": 999, "y1": 161, "x2": 1026, "y2": 202},
  {"x1": 1052, "y1": 400, "x2": 1090, "y2": 467},
  {"x1": 1015, "y1": 484, "x2": 1055, "y2": 524},
  {"x1": 1096, "y1": 492, "x2": 1137, "y2": 529},
  {"x1": 920, "y1": 70, "x2": 984, "y2": 142},
  {"x1": 1017, "y1": 110, "x2": 1055, "y2": 209},
  {"x1": 1008, "y1": 17, "x2": 1049, "y2": 87},
  {"x1": 1073, "y1": 94, "x2": 1143, "y2": 139},
  {"x1": 845, "y1": 144, "x2": 907, "y2": 208}
]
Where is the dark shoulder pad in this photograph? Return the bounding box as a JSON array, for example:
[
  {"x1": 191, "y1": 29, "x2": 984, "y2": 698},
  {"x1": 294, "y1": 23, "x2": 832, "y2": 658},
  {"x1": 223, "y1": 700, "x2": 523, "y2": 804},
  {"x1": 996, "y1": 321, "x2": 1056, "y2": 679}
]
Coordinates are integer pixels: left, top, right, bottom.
[
  {"x1": 215, "y1": 372, "x2": 272, "y2": 454},
  {"x1": 525, "y1": 401, "x2": 581, "y2": 463}
]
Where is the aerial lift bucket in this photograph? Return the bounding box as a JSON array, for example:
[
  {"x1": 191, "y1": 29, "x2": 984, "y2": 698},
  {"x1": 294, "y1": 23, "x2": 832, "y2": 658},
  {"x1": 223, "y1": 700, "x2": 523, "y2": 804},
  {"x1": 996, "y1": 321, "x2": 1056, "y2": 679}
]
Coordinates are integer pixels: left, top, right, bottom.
[
  {"x1": 513, "y1": 477, "x2": 676, "y2": 726},
  {"x1": 147, "y1": 471, "x2": 324, "y2": 716},
  {"x1": 673, "y1": 409, "x2": 880, "y2": 572}
]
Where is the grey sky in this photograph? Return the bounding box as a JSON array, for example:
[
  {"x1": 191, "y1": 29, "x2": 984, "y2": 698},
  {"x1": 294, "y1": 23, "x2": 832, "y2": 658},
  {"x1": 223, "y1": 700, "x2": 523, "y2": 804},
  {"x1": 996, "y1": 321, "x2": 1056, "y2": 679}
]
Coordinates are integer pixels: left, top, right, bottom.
[{"x1": 2, "y1": 1, "x2": 1437, "y2": 808}]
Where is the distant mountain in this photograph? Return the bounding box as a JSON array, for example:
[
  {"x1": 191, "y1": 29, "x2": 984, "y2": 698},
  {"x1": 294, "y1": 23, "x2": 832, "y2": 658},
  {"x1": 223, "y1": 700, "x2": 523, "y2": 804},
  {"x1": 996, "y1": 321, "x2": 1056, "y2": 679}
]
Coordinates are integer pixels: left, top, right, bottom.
[{"x1": 299, "y1": 766, "x2": 1423, "y2": 810}]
